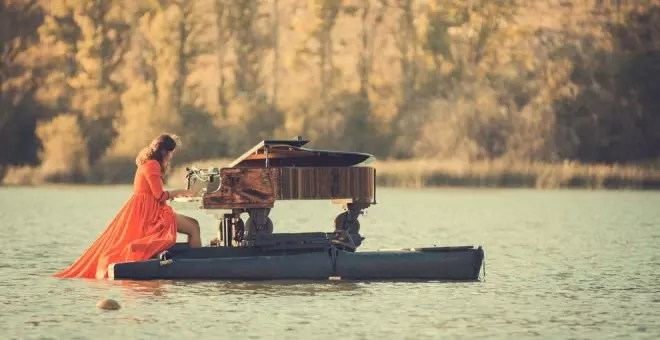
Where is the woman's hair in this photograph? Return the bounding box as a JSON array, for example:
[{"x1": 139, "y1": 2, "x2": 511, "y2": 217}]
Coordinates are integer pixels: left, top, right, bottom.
[{"x1": 135, "y1": 134, "x2": 180, "y2": 174}]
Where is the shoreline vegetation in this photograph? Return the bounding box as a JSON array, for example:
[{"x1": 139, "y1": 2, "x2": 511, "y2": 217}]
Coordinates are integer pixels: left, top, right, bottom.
[
  {"x1": 4, "y1": 159, "x2": 660, "y2": 190},
  {"x1": 2, "y1": 2, "x2": 660, "y2": 191},
  {"x1": 170, "y1": 159, "x2": 660, "y2": 190}
]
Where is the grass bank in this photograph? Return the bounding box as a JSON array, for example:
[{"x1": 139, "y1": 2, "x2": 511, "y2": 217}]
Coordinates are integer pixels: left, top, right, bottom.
[
  {"x1": 166, "y1": 159, "x2": 660, "y2": 190},
  {"x1": 4, "y1": 158, "x2": 660, "y2": 190}
]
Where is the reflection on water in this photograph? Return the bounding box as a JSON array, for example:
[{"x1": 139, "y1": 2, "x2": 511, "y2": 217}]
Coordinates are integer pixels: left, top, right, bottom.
[
  {"x1": 96, "y1": 279, "x2": 364, "y2": 300},
  {"x1": 170, "y1": 280, "x2": 363, "y2": 297},
  {"x1": 2, "y1": 187, "x2": 660, "y2": 339}
]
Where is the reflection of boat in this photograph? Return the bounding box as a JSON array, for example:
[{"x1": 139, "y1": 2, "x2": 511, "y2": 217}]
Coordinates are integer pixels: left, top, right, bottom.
[{"x1": 108, "y1": 137, "x2": 485, "y2": 281}]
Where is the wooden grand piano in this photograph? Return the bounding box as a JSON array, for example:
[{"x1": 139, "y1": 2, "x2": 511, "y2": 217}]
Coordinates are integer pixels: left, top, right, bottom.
[{"x1": 182, "y1": 136, "x2": 377, "y2": 251}]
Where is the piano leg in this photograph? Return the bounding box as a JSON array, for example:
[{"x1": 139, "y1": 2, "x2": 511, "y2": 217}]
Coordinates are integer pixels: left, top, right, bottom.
[
  {"x1": 334, "y1": 203, "x2": 369, "y2": 234},
  {"x1": 334, "y1": 210, "x2": 360, "y2": 234},
  {"x1": 332, "y1": 203, "x2": 368, "y2": 251},
  {"x1": 232, "y1": 215, "x2": 245, "y2": 246},
  {"x1": 246, "y1": 208, "x2": 274, "y2": 237}
]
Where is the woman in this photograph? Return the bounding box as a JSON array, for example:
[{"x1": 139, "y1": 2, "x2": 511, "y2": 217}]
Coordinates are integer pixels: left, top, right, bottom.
[{"x1": 54, "y1": 134, "x2": 202, "y2": 279}]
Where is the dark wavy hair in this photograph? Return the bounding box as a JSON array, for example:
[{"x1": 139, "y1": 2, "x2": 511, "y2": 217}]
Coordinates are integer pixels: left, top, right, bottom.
[{"x1": 135, "y1": 134, "x2": 180, "y2": 174}]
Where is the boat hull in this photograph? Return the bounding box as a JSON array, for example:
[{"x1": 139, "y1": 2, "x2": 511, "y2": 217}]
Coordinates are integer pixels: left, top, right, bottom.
[
  {"x1": 335, "y1": 248, "x2": 483, "y2": 280},
  {"x1": 108, "y1": 245, "x2": 484, "y2": 281}
]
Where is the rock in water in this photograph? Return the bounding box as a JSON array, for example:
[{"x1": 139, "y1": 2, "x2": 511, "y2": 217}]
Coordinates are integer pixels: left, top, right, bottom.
[{"x1": 97, "y1": 299, "x2": 121, "y2": 310}]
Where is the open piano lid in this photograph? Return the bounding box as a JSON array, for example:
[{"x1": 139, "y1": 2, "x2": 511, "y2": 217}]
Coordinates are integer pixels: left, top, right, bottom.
[{"x1": 228, "y1": 137, "x2": 376, "y2": 168}]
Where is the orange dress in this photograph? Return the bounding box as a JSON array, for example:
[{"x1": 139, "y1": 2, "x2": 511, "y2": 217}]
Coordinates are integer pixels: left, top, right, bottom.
[{"x1": 54, "y1": 160, "x2": 178, "y2": 279}]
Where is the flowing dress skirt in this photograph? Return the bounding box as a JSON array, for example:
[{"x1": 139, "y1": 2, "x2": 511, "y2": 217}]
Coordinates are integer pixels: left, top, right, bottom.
[{"x1": 54, "y1": 192, "x2": 177, "y2": 279}]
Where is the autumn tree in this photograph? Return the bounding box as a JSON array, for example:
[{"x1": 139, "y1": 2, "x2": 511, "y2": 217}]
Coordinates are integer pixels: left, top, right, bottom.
[
  {"x1": 107, "y1": 0, "x2": 209, "y2": 154},
  {"x1": 219, "y1": 0, "x2": 284, "y2": 152},
  {"x1": 0, "y1": 0, "x2": 45, "y2": 174},
  {"x1": 214, "y1": 0, "x2": 232, "y2": 119}
]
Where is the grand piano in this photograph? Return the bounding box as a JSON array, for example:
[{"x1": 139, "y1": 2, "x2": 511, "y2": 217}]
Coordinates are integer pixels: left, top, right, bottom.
[{"x1": 182, "y1": 136, "x2": 377, "y2": 250}]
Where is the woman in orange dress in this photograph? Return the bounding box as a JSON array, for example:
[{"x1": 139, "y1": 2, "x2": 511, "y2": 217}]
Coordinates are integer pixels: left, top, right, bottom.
[{"x1": 54, "y1": 134, "x2": 202, "y2": 279}]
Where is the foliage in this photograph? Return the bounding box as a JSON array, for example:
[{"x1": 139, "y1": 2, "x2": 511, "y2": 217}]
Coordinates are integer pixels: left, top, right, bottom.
[{"x1": 2, "y1": 0, "x2": 660, "y2": 185}]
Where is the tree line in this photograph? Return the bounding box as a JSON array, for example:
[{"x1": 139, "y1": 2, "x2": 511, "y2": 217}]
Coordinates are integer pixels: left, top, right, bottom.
[{"x1": 1, "y1": 0, "x2": 659, "y2": 184}]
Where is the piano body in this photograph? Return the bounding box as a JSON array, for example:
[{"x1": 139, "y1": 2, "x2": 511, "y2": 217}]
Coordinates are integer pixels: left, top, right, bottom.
[{"x1": 182, "y1": 136, "x2": 377, "y2": 250}]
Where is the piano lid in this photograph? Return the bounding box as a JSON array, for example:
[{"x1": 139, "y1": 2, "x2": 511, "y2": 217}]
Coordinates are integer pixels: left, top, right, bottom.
[{"x1": 228, "y1": 137, "x2": 376, "y2": 168}]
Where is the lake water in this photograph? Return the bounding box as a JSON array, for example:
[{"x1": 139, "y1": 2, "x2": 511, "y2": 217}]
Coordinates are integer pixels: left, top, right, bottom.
[{"x1": 1, "y1": 186, "x2": 659, "y2": 339}]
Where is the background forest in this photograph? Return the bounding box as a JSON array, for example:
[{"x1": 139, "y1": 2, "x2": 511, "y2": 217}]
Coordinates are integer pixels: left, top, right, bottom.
[{"x1": 2, "y1": 0, "x2": 660, "y2": 188}]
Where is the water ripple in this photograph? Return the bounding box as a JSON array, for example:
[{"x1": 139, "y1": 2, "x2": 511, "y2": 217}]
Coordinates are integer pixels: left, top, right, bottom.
[{"x1": 1, "y1": 187, "x2": 659, "y2": 339}]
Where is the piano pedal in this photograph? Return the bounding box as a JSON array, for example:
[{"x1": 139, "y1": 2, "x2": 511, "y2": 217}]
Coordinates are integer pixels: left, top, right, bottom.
[{"x1": 209, "y1": 237, "x2": 221, "y2": 247}]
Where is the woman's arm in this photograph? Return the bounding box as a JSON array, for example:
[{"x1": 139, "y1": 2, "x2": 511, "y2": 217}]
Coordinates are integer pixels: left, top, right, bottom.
[
  {"x1": 143, "y1": 160, "x2": 169, "y2": 203},
  {"x1": 143, "y1": 160, "x2": 191, "y2": 202}
]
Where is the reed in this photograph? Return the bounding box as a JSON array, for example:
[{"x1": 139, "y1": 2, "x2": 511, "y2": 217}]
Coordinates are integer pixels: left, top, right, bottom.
[
  {"x1": 371, "y1": 159, "x2": 660, "y2": 190},
  {"x1": 5, "y1": 157, "x2": 660, "y2": 190},
  {"x1": 168, "y1": 159, "x2": 660, "y2": 190}
]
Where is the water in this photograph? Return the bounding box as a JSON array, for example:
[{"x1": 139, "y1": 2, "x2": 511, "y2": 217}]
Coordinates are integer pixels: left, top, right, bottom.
[{"x1": 1, "y1": 186, "x2": 659, "y2": 339}]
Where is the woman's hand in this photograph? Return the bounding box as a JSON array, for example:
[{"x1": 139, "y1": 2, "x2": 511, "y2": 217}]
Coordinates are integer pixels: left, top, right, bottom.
[{"x1": 170, "y1": 189, "x2": 194, "y2": 198}]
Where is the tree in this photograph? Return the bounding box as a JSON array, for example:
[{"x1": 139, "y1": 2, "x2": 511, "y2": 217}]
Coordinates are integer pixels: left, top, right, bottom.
[
  {"x1": 0, "y1": 0, "x2": 45, "y2": 164},
  {"x1": 36, "y1": 114, "x2": 89, "y2": 182}
]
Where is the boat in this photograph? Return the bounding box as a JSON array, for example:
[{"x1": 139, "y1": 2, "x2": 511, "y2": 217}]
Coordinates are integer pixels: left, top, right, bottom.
[{"x1": 108, "y1": 137, "x2": 485, "y2": 281}]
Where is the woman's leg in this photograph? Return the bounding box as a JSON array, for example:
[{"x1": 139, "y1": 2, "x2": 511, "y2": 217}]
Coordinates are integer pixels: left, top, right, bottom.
[{"x1": 175, "y1": 214, "x2": 202, "y2": 248}]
